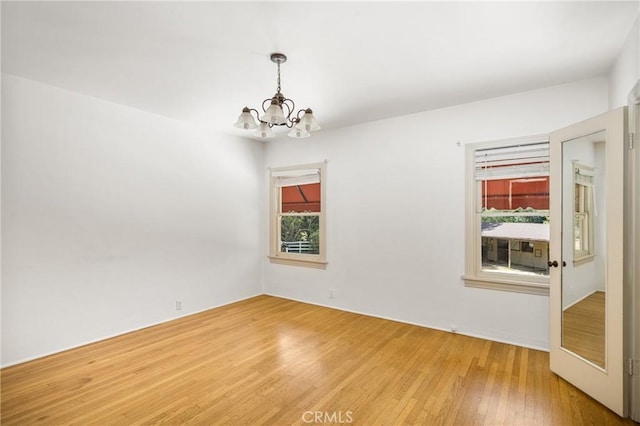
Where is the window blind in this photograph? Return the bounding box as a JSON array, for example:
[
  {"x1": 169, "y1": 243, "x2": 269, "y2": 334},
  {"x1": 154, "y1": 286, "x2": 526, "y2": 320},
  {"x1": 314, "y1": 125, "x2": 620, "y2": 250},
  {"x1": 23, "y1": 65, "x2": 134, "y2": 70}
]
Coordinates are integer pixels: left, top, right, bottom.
[
  {"x1": 574, "y1": 166, "x2": 594, "y2": 186},
  {"x1": 475, "y1": 142, "x2": 549, "y2": 180},
  {"x1": 272, "y1": 169, "x2": 320, "y2": 187}
]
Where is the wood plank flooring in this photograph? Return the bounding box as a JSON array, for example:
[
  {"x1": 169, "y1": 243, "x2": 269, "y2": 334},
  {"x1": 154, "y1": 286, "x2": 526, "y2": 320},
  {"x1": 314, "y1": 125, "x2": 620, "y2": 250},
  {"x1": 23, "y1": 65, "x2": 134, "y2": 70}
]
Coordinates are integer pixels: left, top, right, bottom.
[
  {"x1": 562, "y1": 291, "x2": 606, "y2": 368},
  {"x1": 1, "y1": 295, "x2": 635, "y2": 425}
]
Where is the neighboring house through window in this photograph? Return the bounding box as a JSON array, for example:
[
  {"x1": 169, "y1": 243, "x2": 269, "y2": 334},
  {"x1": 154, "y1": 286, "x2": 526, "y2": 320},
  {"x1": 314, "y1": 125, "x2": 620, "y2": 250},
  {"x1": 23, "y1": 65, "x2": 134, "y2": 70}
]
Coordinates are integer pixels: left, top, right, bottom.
[
  {"x1": 269, "y1": 162, "x2": 327, "y2": 269},
  {"x1": 464, "y1": 136, "x2": 550, "y2": 295}
]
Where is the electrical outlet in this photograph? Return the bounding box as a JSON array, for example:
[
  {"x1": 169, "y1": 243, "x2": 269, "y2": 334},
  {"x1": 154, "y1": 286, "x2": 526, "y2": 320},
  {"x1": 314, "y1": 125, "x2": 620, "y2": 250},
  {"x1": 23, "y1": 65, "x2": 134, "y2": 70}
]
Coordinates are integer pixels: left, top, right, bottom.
[
  {"x1": 176, "y1": 301, "x2": 182, "y2": 310},
  {"x1": 329, "y1": 290, "x2": 335, "y2": 299}
]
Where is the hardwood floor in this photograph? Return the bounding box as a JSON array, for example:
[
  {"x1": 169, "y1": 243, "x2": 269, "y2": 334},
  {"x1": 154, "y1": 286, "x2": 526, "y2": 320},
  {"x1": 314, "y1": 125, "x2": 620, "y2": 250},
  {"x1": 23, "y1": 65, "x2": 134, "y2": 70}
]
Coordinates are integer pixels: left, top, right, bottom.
[
  {"x1": 1, "y1": 295, "x2": 634, "y2": 425},
  {"x1": 562, "y1": 291, "x2": 606, "y2": 368}
]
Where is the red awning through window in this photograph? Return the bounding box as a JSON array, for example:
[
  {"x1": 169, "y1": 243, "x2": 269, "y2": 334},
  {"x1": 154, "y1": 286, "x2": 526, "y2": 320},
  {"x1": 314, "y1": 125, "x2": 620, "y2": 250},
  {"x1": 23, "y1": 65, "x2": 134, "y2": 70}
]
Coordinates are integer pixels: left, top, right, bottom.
[{"x1": 281, "y1": 183, "x2": 321, "y2": 213}]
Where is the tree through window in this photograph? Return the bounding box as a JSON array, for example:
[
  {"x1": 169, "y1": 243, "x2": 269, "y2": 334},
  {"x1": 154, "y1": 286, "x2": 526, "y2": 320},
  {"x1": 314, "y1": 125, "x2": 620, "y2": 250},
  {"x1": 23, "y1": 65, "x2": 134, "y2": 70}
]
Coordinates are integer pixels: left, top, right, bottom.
[{"x1": 280, "y1": 183, "x2": 320, "y2": 254}]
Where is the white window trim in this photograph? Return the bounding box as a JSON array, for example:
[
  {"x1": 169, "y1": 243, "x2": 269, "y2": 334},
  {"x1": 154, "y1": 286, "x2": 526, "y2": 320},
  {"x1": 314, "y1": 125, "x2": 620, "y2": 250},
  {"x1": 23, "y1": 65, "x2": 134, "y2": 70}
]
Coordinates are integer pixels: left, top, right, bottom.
[
  {"x1": 268, "y1": 161, "x2": 327, "y2": 269},
  {"x1": 463, "y1": 135, "x2": 550, "y2": 295},
  {"x1": 573, "y1": 162, "x2": 595, "y2": 264}
]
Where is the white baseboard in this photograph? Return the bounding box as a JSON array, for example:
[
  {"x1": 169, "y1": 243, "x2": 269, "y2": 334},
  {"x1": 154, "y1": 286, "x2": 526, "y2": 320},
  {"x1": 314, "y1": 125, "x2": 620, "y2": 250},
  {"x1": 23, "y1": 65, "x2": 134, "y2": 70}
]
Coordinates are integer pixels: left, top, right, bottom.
[
  {"x1": 562, "y1": 289, "x2": 602, "y2": 311},
  {"x1": 1, "y1": 293, "x2": 262, "y2": 368},
  {"x1": 264, "y1": 292, "x2": 550, "y2": 352}
]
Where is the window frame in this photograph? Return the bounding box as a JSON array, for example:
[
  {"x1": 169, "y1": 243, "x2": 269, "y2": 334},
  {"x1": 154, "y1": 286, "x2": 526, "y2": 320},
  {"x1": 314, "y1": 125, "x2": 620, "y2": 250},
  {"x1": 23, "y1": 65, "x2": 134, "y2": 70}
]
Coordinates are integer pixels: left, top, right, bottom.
[
  {"x1": 463, "y1": 135, "x2": 550, "y2": 295},
  {"x1": 573, "y1": 162, "x2": 595, "y2": 264},
  {"x1": 268, "y1": 161, "x2": 327, "y2": 269}
]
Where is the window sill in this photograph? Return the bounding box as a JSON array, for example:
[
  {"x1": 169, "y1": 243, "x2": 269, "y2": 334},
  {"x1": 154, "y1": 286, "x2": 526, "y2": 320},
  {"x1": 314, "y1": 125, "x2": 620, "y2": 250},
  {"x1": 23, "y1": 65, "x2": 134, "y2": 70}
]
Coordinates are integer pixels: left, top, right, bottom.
[
  {"x1": 462, "y1": 275, "x2": 549, "y2": 296},
  {"x1": 573, "y1": 254, "x2": 595, "y2": 266},
  {"x1": 268, "y1": 256, "x2": 327, "y2": 269}
]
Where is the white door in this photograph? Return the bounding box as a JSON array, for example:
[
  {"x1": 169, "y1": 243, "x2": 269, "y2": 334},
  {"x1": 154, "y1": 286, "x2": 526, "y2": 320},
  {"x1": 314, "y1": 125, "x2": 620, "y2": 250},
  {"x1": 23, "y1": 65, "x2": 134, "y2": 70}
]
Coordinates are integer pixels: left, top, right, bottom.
[{"x1": 549, "y1": 107, "x2": 627, "y2": 416}]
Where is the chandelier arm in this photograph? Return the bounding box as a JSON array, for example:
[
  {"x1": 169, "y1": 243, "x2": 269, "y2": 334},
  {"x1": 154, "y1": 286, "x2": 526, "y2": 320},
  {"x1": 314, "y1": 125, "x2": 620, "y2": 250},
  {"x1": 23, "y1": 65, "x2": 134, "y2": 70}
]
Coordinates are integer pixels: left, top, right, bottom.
[
  {"x1": 261, "y1": 98, "x2": 273, "y2": 113},
  {"x1": 281, "y1": 98, "x2": 295, "y2": 122},
  {"x1": 248, "y1": 108, "x2": 262, "y2": 122},
  {"x1": 295, "y1": 108, "x2": 308, "y2": 121}
]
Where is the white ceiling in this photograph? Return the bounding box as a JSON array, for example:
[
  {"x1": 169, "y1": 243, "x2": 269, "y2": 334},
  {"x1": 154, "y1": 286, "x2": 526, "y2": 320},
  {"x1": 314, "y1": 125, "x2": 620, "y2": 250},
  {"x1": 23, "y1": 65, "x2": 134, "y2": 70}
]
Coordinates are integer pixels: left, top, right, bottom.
[{"x1": 2, "y1": 1, "x2": 638, "y2": 138}]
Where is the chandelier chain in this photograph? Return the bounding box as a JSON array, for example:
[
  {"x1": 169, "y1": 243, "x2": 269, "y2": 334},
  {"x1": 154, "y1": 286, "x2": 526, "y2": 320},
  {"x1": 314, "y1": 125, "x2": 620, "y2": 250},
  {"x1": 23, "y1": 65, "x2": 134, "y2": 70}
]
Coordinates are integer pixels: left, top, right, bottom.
[{"x1": 276, "y1": 61, "x2": 281, "y2": 94}]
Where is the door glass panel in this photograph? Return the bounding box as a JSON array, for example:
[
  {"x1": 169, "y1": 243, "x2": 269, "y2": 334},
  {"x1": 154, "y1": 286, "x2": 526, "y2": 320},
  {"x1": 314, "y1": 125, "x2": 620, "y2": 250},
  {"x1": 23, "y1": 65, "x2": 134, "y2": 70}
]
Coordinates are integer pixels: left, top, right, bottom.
[{"x1": 561, "y1": 130, "x2": 606, "y2": 369}]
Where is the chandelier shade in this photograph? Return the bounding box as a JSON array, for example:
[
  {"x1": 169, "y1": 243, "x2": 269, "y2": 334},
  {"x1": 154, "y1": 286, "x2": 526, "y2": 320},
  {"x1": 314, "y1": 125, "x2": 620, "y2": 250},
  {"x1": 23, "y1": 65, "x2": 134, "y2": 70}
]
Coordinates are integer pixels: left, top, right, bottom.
[
  {"x1": 295, "y1": 109, "x2": 321, "y2": 132},
  {"x1": 288, "y1": 127, "x2": 311, "y2": 138},
  {"x1": 233, "y1": 107, "x2": 258, "y2": 130},
  {"x1": 261, "y1": 102, "x2": 287, "y2": 125},
  {"x1": 234, "y1": 53, "x2": 320, "y2": 139},
  {"x1": 256, "y1": 122, "x2": 275, "y2": 138}
]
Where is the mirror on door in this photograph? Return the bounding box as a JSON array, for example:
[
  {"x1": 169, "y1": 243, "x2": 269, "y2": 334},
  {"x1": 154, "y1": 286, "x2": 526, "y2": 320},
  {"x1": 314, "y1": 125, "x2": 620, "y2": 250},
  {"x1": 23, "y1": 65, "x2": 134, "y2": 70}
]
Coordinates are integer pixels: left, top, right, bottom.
[{"x1": 561, "y1": 130, "x2": 607, "y2": 369}]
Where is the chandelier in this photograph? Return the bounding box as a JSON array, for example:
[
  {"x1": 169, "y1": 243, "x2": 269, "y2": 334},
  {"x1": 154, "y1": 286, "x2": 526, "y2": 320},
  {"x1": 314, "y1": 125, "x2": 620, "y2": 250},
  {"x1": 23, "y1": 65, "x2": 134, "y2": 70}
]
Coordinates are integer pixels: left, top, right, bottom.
[{"x1": 234, "y1": 53, "x2": 320, "y2": 139}]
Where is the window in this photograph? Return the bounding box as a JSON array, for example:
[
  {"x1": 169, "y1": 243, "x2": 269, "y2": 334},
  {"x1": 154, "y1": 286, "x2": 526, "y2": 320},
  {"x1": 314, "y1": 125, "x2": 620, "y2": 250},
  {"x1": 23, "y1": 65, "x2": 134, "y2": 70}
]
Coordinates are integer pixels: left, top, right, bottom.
[
  {"x1": 573, "y1": 163, "x2": 594, "y2": 262},
  {"x1": 521, "y1": 241, "x2": 534, "y2": 253},
  {"x1": 269, "y1": 162, "x2": 326, "y2": 268},
  {"x1": 464, "y1": 136, "x2": 550, "y2": 295}
]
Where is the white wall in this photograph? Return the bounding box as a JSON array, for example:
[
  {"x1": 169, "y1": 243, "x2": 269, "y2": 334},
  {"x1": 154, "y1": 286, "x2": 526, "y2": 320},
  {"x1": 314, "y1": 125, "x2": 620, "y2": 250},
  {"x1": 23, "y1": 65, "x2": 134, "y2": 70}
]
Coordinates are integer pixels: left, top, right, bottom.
[
  {"x1": 609, "y1": 15, "x2": 639, "y2": 108},
  {"x1": 4, "y1": 53, "x2": 627, "y2": 366},
  {"x1": 263, "y1": 78, "x2": 609, "y2": 350},
  {"x1": 1, "y1": 74, "x2": 265, "y2": 366}
]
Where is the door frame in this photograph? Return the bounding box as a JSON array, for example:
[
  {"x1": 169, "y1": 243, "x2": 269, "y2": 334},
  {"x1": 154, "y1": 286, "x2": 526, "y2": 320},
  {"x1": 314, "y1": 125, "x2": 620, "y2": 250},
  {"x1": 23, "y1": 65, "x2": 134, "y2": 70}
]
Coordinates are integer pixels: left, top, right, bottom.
[
  {"x1": 627, "y1": 80, "x2": 640, "y2": 422},
  {"x1": 549, "y1": 107, "x2": 627, "y2": 417}
]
